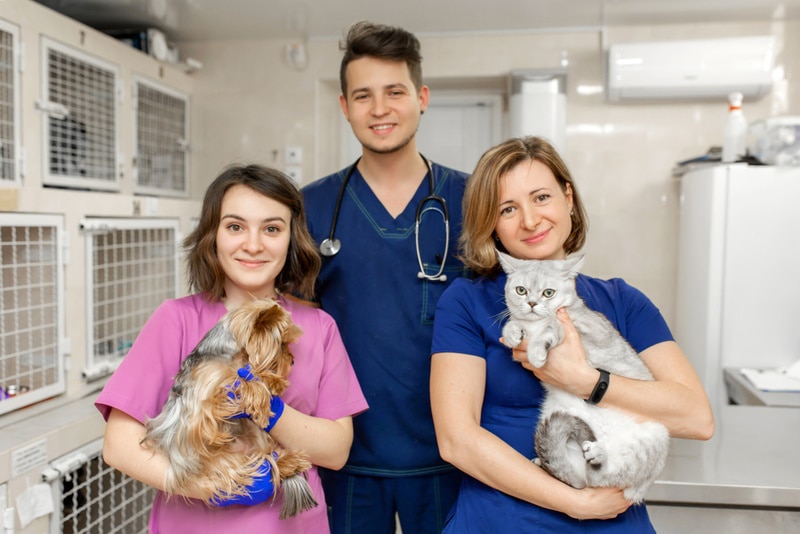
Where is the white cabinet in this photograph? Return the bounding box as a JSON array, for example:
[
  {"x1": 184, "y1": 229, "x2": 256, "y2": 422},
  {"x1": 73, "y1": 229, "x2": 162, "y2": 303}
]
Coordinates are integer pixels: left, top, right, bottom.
[{"x1": 675, "y1": 164, "x2": 800, "y2": 408}]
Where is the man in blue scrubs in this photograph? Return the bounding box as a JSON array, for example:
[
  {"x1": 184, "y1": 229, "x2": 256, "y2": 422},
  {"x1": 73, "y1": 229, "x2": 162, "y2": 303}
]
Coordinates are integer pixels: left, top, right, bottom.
[{"x1": 302, "y1": 21, "x2": 469, "y2": 534}]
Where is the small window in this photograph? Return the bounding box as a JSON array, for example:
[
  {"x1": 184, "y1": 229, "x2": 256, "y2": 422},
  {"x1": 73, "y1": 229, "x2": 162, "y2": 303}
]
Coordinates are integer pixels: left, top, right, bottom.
[
  {"x1": 0, "y1": 212, "x2": 66, "y2": 416},
  {"x1": 80, "y1": 217, "x2": 179, "y2": 381},
  {"x1": 134, "y1": 78, "x2": 189, "y2": 197},
  {"x1": 0, "y1": 19, "x2": 21, "y2": 187},
  {"x1": 41, "y1": 37, "x2": 119, "y2": 191}
]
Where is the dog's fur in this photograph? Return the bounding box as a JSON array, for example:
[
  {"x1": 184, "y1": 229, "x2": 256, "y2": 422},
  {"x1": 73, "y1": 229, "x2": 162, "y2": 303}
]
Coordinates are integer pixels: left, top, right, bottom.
[{"x1": 141, "y1": 299, "x2": 318, "y2": 518}]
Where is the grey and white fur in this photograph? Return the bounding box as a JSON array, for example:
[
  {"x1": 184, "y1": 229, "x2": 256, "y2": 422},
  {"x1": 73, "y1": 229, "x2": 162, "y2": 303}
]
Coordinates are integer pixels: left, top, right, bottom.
[{"x1": 499, "y1": 252, "x2": 669, "y2": 503}]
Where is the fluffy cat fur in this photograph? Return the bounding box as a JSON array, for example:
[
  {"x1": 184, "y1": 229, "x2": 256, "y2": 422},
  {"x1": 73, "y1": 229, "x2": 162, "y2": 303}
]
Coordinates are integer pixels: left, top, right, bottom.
[
  {"x1": 141, "y1": 299, "x2": 318, "y2": 518},
  {"x1": 499, "y1": 252, "x2": 669, "y2": 503}
]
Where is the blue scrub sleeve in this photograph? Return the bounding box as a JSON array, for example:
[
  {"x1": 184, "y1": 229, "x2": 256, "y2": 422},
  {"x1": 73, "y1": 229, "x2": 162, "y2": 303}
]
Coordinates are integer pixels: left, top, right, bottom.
[
  {"x1": 614, "y1": 278, "x2": 674, "y2": 352},
  {"x1": 431, "y1": 278, "x2": 488, "y2": 359}
]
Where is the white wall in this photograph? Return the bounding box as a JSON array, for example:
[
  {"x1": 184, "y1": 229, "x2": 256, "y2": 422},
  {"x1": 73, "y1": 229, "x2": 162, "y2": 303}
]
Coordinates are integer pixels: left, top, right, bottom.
[{"x1": 181, "y1": 18, "x2": 800, "y2": 327}]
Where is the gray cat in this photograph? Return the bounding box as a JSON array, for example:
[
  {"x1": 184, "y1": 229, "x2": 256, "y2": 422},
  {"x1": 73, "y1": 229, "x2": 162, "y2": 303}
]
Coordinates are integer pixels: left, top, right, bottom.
[{"x1": 499, "y1": 252, "x2": 669, "y2": 503}]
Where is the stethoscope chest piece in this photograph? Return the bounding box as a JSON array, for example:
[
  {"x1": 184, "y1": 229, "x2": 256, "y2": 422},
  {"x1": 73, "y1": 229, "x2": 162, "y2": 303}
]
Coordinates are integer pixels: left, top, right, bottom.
[{"x1": 319, "y1": 237, "x2": 341, "y2": 257}]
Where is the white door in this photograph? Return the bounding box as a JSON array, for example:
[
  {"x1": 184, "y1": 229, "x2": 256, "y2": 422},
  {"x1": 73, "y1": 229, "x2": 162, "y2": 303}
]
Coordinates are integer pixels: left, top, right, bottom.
[{"x1": 339, "y1": 93, "x2": 503, "y2": 175}]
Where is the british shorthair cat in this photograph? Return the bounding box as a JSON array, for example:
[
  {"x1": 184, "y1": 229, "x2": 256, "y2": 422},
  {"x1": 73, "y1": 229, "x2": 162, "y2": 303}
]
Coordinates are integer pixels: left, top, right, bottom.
[{"x1": 499, "y1": 252, "x2": 669, "y2": 503}]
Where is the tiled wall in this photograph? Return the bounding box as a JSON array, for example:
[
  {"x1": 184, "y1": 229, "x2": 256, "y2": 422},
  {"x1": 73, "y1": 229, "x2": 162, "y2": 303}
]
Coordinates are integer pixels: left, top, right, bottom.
[{"x1": 183, "y1": 19, "x2": 798, "y2": 328}]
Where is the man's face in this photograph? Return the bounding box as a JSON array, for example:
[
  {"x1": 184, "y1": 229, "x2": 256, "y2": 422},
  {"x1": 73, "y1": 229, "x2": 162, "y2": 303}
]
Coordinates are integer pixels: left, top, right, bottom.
[{"x1": 340, "y1": 56, "x2": 429, "y2": 155}]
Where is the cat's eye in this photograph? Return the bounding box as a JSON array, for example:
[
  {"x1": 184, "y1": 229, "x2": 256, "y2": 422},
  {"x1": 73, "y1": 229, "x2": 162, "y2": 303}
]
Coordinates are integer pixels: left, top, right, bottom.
[
  {"x1": 542, "y1": 288, "x2": 556, "y2": 298},
  {"x1": 515, "y1": 286, "x2": 527, "y2": 296}
]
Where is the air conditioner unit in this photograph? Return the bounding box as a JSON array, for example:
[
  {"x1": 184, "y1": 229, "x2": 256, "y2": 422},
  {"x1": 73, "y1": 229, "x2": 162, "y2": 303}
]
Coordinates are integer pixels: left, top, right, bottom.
[{"x1": 606, "y1": 36, "x2": 775, "y2": 102}]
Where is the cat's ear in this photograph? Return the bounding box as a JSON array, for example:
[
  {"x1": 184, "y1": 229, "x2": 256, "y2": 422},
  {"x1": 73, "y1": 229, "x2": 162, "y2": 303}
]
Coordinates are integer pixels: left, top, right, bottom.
[
  {"x1": 564, "y1": 254, "x2": 585, "y2": 278},
  {"x1": 496, "y1": 250, "x2": 520, "y2": 274}
]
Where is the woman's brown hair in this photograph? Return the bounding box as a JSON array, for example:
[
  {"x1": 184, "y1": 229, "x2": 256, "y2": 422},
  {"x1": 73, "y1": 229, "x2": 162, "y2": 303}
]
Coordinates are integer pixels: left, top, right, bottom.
[
  {"x1": 184, "y1": 164, "x2": 321, "y2": 300},
  {"x1": 459, "y1": 136, "x2": 588, "y2": 276}
]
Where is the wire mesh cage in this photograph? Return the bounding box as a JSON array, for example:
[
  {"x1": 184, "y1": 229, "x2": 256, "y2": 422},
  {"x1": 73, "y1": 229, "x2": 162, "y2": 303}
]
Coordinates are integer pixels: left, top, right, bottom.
[
  {"x1": 44, "y1": 438, "x2": 154, "y2": 534},
  {"x1": 0, "y1": 20, "x2": 20, "y2": 186},
  {"x1": 0, "y1": 213, "x2": 65, "y2": 415},
  {"x1": 41, "y1": 38, "x2": 119, "y2": 191},
  {"x1": 134, "y1": 78, "x2": 189, "y2": 197},
  {"x1": 81, "y1": 217, "x2": 180, "y2": 381}
]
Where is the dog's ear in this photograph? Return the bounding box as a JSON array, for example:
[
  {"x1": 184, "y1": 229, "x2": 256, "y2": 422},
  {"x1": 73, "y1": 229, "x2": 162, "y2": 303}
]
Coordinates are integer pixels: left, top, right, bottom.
[
  {"x1": 244, "y1": 304, "x2": 285, "y2": 360},
  {"x1": 282, "y1": 322, "x2": 303, "y2": 346}
]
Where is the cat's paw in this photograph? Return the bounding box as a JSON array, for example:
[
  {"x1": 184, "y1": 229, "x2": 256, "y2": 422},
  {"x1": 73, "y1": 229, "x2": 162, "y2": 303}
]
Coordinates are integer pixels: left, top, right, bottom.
[
  {"x1": 501, "y1": 324, "x2": 525, "y2": 348},
  {"x1": 526, "y1": 346, "x2": 548, "y2": 367},
  {"x1": 582, "y1": 441, "x2": 605, "y2": 467},
  {"x1": 533, "y1": 457, "x2": 542, "y2": 467}
]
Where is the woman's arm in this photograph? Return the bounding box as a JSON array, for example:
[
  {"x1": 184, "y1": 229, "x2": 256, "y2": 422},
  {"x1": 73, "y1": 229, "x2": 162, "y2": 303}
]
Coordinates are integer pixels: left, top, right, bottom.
[
  {"x1": 430, "y1": 351, "x2": 631, "y2": 520},
  {"x1": 518, "y1": 309, "x2": 715, "y2": 440},
  {"x1": 268, "y1": 408, "x2": 353, "y2": 470},
  {"x1": 103, "y1": 409, "x2": 186, "y2": 495}
]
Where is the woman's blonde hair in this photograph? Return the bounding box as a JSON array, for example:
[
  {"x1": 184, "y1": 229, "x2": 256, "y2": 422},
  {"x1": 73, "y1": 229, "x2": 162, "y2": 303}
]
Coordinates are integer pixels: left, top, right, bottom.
[{"x1": 459, "y1": 136, "x2": 588, "y2": 276}]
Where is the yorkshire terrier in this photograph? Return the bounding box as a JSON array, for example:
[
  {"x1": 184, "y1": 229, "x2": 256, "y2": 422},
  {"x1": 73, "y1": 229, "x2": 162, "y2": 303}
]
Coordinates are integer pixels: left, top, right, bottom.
[{"x1": 141, "y1": 299, "x2": 317, "y2": 518}]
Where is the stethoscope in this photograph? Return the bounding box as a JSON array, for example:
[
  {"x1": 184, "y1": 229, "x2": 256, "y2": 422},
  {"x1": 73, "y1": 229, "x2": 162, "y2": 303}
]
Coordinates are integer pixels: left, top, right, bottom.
[{"x1": 319, "y1": 154, "x2": 450, "y2": 282}]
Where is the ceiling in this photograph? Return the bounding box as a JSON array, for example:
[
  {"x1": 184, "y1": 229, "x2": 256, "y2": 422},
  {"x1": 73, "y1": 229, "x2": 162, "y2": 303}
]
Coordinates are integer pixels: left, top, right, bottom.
[{"x1": 35, "y1": 0, "x2": 800, "y2": 43}]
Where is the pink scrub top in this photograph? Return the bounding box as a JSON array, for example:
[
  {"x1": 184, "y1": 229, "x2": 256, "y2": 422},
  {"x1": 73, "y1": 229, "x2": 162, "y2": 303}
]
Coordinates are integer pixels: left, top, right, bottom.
[{"x1": 96, "y1": 293, "x2": 368, "y2": 533}]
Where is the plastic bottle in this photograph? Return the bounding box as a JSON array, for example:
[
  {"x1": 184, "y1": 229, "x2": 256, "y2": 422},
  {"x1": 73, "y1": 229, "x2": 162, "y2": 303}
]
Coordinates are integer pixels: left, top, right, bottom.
[{"x1": 722, "y1": 91, "x2": 748, "y2": 163}]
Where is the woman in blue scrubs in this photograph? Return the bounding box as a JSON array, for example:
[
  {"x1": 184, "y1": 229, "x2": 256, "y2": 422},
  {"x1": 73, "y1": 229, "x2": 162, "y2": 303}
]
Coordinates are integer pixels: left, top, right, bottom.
[{"x1": 430, "y1": 136, "x2": 714, "y2": 532}]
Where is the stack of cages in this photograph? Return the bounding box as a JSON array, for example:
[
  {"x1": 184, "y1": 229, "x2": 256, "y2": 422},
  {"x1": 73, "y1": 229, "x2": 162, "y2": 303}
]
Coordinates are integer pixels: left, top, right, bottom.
[
  {"x1": 0, "y1": 19, "x2": 67, "y2": 415},
  {"x1": 1, "y1": 7, "x2": 191, "y2": 531}
]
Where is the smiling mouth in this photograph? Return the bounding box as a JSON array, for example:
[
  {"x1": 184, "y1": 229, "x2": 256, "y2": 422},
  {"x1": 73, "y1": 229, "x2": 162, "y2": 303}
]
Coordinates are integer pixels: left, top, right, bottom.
[
  {"x1": 371, "y1": 124, "x2": 394, "y2": 131},
  {"x1": 237, "y1": 259, "x2": 265, "y2": 268},
  {"x1": 524, "y1": 229, "x2": 550, "y2": 244}
]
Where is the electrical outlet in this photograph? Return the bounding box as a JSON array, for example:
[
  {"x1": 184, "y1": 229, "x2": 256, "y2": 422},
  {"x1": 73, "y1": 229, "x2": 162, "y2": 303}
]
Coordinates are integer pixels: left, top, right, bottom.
[
  {"x1": 285, "y1": 166, "x2": 303, "y2": 183},
  {"x1": 285, "y1": 146, "x2": 303, "y2": 164}
]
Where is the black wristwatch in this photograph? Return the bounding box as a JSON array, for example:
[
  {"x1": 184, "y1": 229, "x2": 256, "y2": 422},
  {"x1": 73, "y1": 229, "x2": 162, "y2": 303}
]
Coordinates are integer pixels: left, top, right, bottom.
[{"x1": 585, "y1": 368, "x2": 610, "y2": 405}]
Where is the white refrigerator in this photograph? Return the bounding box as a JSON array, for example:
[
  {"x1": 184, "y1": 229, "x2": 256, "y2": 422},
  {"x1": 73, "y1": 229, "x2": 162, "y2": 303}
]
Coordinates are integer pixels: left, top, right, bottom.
[{"x1": 675, "y1": 163, "x2": 800, "y2": 409}]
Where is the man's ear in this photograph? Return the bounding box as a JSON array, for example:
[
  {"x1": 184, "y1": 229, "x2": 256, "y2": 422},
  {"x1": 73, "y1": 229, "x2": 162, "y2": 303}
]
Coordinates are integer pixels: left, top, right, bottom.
[
  {"x1": 418, "y1": 85, "x2": 430, "y2": 115},
  {"x1": 339, "y1": 94, "x2": 350, "y2": 122}
]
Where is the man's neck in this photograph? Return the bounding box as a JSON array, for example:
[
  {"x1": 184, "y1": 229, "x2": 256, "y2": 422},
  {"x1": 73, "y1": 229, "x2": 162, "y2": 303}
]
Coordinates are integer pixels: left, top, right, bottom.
[
  {"x1": 357, "y1": 142, "x2": 428, "y2": 189},
  {"x1": 356, "y1": 141, "x2": 430, "y2": 218}
]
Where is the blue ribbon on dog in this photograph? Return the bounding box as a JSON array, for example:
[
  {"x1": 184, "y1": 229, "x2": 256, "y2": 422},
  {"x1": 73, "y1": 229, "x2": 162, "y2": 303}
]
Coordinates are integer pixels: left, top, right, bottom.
[
  {"x1": 225, "y1": 364, "x2": 284, "y2": 429},
  {"x1": 226, "y1": 364, "x2": 256, "y2": 419}
]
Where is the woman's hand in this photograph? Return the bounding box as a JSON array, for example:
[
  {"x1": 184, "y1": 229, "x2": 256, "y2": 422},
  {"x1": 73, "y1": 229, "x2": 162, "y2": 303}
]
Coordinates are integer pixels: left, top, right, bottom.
[
  {"x1": 568, "y1": 486, "x2": 631, "y2": 520},
  {"x1": 505, "y1": 308, "x2": 597, "y2": 397}
]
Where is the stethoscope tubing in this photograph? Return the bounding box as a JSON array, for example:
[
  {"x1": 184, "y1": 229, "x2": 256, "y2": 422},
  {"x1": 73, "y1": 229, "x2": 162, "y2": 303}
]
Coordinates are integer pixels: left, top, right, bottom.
[{"x1": 319, "y1": 154, "x2": 449, "y2": 282}]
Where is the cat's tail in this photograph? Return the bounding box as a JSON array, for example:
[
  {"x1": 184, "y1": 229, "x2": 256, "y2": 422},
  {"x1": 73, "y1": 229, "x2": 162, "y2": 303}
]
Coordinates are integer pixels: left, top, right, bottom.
[{"x1": 534, "y1": 411, "x2": 597, "y2": 489}]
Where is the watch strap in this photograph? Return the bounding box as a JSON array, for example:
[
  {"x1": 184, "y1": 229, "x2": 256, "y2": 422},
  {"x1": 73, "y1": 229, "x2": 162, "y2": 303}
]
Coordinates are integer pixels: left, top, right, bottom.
[{"x1": 585, "y1": 368, "x2": 610, "y2": 405}]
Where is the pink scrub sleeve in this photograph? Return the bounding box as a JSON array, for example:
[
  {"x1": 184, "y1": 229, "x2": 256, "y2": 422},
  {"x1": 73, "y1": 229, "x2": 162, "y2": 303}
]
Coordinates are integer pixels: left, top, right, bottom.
[{"x1": 95, "y1": 294, "x2": 227, "y2": 423}]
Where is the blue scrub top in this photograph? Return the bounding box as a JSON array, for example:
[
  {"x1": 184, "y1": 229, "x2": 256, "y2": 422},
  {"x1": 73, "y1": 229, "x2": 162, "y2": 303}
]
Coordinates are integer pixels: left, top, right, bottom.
[
  {"x1": 431, "y1": 272, "x2": 673, "y2": 532},
  {"x1": 302, "y1": 161, "x2": 469, "y2": 475}
]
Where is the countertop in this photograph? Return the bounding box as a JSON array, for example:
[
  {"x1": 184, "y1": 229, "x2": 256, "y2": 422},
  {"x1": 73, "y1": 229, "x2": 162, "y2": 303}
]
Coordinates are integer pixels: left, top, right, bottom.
[
  {"x1": 723, "y1": 367, "x2": 800, "y2": 408},
  {"x1": 648, "y1": 404, "x2": 800, "y2": 508}
]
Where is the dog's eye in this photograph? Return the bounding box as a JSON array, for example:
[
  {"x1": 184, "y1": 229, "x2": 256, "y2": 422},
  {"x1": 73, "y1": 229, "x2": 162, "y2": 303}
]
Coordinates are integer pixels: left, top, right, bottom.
[
  {"x1": 542, "y1": 288, "x2": 556, "y2": 298},
  {"x1": 515, "y1": 286, "x2": 527, "y2": 296}
]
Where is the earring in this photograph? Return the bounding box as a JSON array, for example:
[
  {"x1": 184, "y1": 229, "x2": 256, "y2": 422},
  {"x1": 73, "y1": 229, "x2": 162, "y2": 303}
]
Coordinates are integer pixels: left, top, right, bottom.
[{"x1": 570, "y1": 210, "x2": 574, "y2": 216}]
